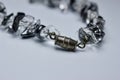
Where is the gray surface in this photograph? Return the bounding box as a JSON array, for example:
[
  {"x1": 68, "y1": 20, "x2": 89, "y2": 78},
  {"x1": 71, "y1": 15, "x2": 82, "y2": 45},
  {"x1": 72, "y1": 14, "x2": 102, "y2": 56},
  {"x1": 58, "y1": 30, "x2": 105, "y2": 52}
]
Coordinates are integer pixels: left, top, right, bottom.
[{"x1": 0, "y1": 0, "x2": 120, "y2": 80}]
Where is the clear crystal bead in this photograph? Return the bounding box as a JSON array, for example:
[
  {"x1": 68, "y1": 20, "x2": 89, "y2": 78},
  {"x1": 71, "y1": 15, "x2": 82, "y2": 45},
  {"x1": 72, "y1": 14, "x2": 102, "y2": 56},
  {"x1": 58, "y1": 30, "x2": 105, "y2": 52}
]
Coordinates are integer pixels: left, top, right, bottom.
[
  {"x1": 91, "y1": 27, "x2": 105, "y2": 43},
  {"x1": 79, "y1": 27, "x2": 93, "y2": 43},
  {"x1": 17, "y1": 15, "x2": 35, "y2": 35},
  {"x1": 72, "y1": 0, "x2": 88, "y2": 12},
  {"x1": 86, "y1": 10, "x2": 98, "y2": 24},
  {"x1": 79, "y1": 26, "x2": 104, "y2": 44},
  {"x1": 39, "y1": 25, "x2": 60, "y2": 40}
]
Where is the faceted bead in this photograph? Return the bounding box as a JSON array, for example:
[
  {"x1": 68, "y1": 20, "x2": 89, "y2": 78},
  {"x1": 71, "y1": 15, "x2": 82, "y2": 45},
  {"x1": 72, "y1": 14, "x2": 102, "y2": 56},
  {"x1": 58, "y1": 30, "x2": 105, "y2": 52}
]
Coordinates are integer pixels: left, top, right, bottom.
[
  {"x1": 91, "y1": 27, "x2": 105, "y2": 43},
  {"x1": 87, "y1": 24, "x2": 105, "y2": 43},
  {"x1": 78, "y1": 27, "x2": 92, "y2": 43},
  {"x1": 91, "y1": 16, "x2": 105, "y2": 30},
  {"x1": 20, "y1": 19, "x2": 41, "y2": 38},
  {"x1": 17, "y1": 15, "x2": 35, "y2": 35},
  {"x1": 79, "y1": 26, "x2": 105, "y2": 44},
  {"x1": 86, "y1": 10, "x2": 98, "y2": 24},
  {"x1": 80, "y1": 2, "x2": 98, "y2": 23}
]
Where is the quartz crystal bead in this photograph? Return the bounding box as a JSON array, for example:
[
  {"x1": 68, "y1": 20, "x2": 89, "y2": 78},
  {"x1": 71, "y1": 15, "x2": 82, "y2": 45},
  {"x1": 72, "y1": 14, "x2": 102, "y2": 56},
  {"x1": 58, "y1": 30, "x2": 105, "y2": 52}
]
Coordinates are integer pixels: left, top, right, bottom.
[
  {"x1": 80, "y1": 2, "x2": 98, "y2": 23},
  {"x1": 35, "y1": 25, "x2": 60, "y2": 40},
  {"x1": 86, "y1": 10, "x2": 98, "y2": 24},
  {"x1": 21, "y1": 19, "x2": 41, "y2": 38},
  {"x1": 17, "y1": 15, "x2": 35, "y2": 35},
  {"x1": 87, "y1": 23, "x2": 105, "y2": 43},
  {"x1": 79, "y1": 25, "x2": 105, "y2": 44},
  {"x1": 72, "y1": 0, "x2": 88, "y2": 12},
  {"x1": 93, "y1": 16, "x2": 105, "y2": 30},
  {"x1": 90, "y1": 27, "x2": 105, "y2": 43},
  {"x1": 78, "y1": 27, "x2": 92, "y2": 44}
]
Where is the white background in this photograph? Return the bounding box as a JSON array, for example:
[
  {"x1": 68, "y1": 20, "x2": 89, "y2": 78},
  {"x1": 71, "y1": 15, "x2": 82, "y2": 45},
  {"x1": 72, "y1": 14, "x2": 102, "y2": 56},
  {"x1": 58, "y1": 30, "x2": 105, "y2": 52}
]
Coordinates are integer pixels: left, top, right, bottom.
[{"x1": 0, "y1": 0, "x2": 120, "y2": 80}]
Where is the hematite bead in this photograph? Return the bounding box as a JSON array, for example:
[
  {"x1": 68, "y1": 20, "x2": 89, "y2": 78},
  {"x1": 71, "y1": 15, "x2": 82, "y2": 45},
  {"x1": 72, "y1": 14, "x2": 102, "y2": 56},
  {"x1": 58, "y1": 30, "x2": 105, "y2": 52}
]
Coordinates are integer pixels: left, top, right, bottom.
[
  {"x1": 12, "y1": 12, "x2": 25, "y2": 32},
  {"x1": 35, "y1": 24, "x2": 46, "y2": 39},
  {"x1": 0, "y1": 2, "x2": 7, "y2": 14},
  {"x1": 1, "y1": 13, "x2": 14, "y2": 26}
]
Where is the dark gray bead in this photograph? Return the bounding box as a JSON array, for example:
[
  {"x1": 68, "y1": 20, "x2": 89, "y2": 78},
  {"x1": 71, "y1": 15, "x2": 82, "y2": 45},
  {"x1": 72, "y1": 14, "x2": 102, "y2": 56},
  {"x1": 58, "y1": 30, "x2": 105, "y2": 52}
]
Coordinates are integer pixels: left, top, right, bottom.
[
  {"x1": 88, "y1": 2, "x2": 98, "y2": 12},
  {"x1": 0, "y1": 2, "x2": 7, "y2": 14}
]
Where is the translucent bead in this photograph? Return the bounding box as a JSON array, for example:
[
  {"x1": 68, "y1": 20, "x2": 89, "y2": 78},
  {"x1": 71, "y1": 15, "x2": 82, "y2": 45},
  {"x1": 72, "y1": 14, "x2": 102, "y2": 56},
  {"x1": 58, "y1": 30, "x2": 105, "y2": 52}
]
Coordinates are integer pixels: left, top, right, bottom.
[
  {"x1": 72, "y1": 0, "x2": 88, "y2": 12},
  {"x1": 36, "y1": 25, "x2": 60, "y2": 40},
  {"x1": 21, "y1": 19, "x2": 41, "y2": 38},
  {"x1": 86, "y1": 10, "x2": 98, "y2": 24},
  {"x1": 46, "y1": 25, "x2": 60, "y2": 35},
  {"x1": 17, "y1": 15, "x2": 35, "y2": 35},
  {"x1": 90, "y1": 27, "x2": 105, "y2": 43},
  {"x1": 78, "y1": 27, "x2": 92, "y2": 43},
  {"x1": 79, "y1": 26, "x2": 105, "y2": 44}
]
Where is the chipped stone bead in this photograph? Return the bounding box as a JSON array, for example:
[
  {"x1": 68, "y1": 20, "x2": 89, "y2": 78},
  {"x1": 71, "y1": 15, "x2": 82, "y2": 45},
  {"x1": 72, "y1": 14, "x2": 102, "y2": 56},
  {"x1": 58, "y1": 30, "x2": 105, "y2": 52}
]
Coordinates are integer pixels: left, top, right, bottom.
[
  {"x1": 20, "y1": 19, "x2": 41, "y2": 38},
  {"x1": 78, "y1": 27, "x2": 92, "y2": 43},
  {"x1": 86, "y1": 10, "x2": 98, "y2": 24},
  {"x1": 80, "y1": 2, "x2": 98, "y2": 23},
  {"x1": 79, "y1": 25, "x2": 105, "y2": 44},
  {"x1": 91, "y1": 27, "x2": 105, "y2": 43},
  {"x1": 35, "y1": 25, "x2": 60, "y2": 40},
  {"x1": 16, "y1": 15, "x2": 35, "y2": 35},
  {"x1": 72, "y1": 0, "x2": 88, "y2": 12},
  {"x1": 0, "y1": 2, "x2": 7, "y2": 14}
]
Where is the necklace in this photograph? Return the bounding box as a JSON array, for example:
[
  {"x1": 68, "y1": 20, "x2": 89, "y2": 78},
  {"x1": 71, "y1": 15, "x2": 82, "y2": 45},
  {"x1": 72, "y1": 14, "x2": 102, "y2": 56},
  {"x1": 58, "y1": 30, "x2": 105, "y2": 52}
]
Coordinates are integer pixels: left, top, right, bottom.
[{"x1": 0, "y1": 0, "x2": 105, "y2": 51}]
